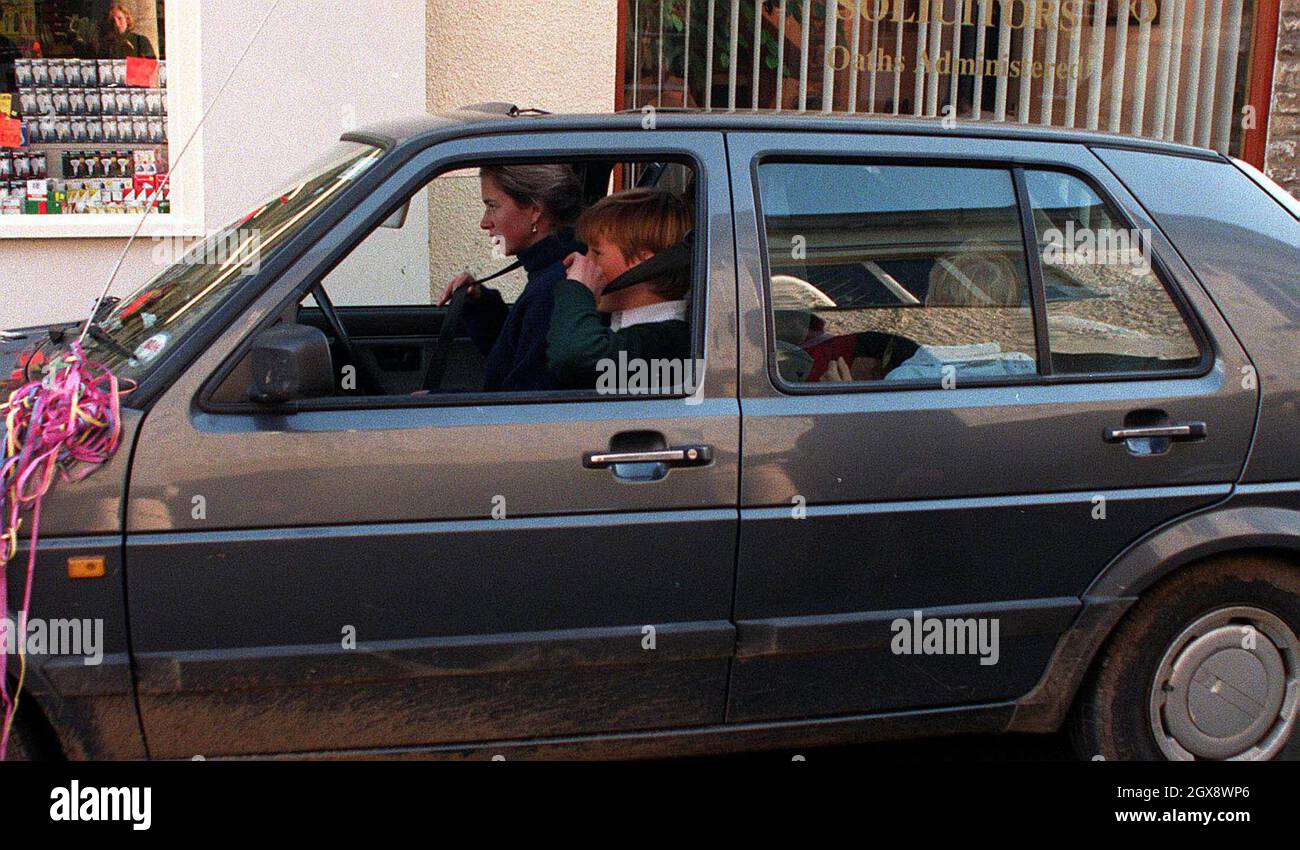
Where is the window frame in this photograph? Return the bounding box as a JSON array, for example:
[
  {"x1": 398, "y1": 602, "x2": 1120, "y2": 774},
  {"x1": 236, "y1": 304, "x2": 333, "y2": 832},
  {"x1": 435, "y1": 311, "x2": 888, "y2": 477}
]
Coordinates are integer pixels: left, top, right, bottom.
[
  {"x1": 1018, "y1": 164, "x2": 1212, "y2": 379},
  {"x1": 198, "y1": 141, "x2": 714, "y2": 414},
  {"x1": 0, "y1": 3, "x2": 205, "y2": 239},
  {"x1": 750, "y1": 153, "x2": 1215, "y2": 396}
]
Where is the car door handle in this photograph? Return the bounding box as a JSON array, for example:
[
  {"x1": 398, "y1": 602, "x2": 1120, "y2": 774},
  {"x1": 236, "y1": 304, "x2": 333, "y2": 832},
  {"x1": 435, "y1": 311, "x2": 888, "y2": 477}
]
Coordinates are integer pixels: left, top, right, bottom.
[
  {"x1": 1104, "y1": 422, "x2": 1207, "y2": 443},
  {"x1": 583, "y1": 445, "x2": 713, "y2": 469}
]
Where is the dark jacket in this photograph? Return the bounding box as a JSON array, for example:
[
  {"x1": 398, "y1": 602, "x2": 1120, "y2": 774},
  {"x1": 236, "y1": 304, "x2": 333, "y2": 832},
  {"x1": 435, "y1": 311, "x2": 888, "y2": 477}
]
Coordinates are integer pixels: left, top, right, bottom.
[
  {"x1": 462, "y1": 228, "x2": 583, "y2": 392},
  {"x1": 97, "y1": 30, "x2": 157, "y2": 59},
  {"x1": 547, "y1": 278, "x2": 691, "y2": 389}
]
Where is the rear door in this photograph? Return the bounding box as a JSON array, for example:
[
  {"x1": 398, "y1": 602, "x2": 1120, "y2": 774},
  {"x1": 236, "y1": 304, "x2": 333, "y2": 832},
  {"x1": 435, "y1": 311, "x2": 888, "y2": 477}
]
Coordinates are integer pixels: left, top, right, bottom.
[
  {"x1": 123, "y1": 129, "x2": 740, "y2": 757},
  {"x1": 727, "y1": 131, "x2": 1257, "y2": 722}
]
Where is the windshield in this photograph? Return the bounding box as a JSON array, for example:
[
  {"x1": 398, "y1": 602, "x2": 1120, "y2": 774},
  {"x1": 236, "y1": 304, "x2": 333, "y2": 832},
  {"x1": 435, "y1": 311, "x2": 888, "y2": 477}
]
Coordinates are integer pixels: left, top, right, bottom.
[{"x1": 77, "y1": 140, "x2": 383, "y2": 383}]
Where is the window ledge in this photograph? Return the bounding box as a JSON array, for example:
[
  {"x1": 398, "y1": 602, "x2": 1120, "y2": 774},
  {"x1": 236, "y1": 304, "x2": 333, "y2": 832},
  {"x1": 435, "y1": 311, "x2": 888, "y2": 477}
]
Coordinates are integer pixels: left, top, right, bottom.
[{"x1": 0, "y1": 212, "x2": 206, "y2": 240}]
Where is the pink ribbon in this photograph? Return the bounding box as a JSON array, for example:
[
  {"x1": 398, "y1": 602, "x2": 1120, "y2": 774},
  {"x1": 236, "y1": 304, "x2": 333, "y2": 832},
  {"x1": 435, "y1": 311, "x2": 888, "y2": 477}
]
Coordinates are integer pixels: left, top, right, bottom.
[{"x1": 0, "y1": 343, "x2": 128, "y2": 760}]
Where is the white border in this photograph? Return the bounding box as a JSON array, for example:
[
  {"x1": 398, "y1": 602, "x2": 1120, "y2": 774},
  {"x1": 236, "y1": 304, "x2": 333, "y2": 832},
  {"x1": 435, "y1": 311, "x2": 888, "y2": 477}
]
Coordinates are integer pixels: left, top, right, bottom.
[{"x1": 0, "y1": 0, "x2": 205, "y2": 239}]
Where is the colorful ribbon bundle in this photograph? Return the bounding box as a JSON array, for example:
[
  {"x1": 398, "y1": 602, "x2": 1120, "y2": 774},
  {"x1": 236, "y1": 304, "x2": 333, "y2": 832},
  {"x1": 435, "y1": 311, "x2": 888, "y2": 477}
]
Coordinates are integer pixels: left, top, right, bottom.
[{"x1": 0, "y1": 342, "x2": 128, "y2": 759}]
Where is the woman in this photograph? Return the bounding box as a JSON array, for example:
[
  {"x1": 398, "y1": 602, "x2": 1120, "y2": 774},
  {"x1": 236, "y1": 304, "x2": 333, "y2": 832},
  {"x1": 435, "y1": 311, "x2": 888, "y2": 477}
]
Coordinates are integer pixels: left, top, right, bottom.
[
  {"x1": 97, "y1": 3, "x2": 157, "y2": 60},
  {"x1": 439, "y1": 164, "x2": 584, "y2": 392}
]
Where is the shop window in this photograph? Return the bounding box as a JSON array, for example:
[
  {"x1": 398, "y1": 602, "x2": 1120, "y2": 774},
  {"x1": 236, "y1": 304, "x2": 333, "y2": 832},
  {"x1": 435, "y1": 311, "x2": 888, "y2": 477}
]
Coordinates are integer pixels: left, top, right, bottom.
[{"x1": 1, "y1": 1, "x2": 197, "y2": 235}]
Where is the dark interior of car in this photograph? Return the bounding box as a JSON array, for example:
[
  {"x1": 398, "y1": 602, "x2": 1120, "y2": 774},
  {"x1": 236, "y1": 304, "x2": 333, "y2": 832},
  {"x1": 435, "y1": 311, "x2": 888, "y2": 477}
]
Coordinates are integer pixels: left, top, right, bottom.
[
  {"x1": 309, "y1": 159, "x2": 696, "y2": 398},
  {"x1": 208, "y1": 159, "x2": 700, "y2": 402}
]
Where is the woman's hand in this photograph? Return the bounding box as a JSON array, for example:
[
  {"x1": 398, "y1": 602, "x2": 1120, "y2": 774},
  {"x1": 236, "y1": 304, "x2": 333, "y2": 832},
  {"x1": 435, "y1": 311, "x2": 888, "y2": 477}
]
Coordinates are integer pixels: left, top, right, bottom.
[
  {"x1": 438, "y1": 271, "x2": 481, "y2": 306},
  {"x1": 563, "y1": 252, "x2": 607, "y2": 296}
]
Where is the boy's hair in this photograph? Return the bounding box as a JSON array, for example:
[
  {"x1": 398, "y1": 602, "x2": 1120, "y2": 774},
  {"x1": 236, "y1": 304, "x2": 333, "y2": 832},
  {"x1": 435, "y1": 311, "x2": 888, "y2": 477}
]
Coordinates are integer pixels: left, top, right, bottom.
[{"x1": 576, "y1": 187, "x2": 693, "y2": 300}]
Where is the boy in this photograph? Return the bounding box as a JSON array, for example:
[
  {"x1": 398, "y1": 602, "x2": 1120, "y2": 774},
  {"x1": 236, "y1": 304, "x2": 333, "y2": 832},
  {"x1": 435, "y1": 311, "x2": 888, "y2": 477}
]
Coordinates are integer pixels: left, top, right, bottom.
[{"x1": 548, "y1": 188, "x2": 693, "y2": 390}]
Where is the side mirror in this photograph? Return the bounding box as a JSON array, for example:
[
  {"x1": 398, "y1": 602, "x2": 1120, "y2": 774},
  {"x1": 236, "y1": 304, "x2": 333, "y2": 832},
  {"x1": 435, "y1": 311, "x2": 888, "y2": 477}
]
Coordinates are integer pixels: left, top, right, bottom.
[{"x1": 248, "y1": 323, "x2": 335, "y2": 405}]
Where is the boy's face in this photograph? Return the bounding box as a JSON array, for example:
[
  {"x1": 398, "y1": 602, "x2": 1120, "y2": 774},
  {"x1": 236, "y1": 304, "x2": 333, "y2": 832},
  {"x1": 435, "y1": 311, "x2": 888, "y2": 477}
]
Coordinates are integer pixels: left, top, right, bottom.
[
  {"x1": 586, "y1": 234, "x2": 641, "y2": 284},
  {"x1": 587, "y1": 233, "x2": 654, "y2": 312}
]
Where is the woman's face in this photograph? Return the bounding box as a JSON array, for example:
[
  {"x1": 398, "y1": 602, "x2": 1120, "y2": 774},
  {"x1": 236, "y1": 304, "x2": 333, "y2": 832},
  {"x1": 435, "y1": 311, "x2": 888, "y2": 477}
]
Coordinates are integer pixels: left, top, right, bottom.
[
  {"x1": 479, "y1": 174, "x2": 541, "y2": 256},
  {"x1": 109, "y1": 8, "x2": 129, "y2": 33}
]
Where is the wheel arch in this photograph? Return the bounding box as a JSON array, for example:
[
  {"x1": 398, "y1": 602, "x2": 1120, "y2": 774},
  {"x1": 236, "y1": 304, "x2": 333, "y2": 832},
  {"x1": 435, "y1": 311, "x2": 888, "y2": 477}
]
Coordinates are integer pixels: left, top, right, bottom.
[
  {"x1": 1084, "y1": 505, "x2": 1300, "y2": 600},
  {"x1": 1008, "y1": 504, "x2": 1300, "y2": 733}
]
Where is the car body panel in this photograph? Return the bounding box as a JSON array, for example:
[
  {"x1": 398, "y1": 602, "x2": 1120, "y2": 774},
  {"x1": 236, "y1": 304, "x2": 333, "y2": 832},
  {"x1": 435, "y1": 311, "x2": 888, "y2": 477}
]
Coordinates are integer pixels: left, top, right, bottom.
[
  {"x1": 4, "y1": 410, "x2": 144, "y2": 759},
  {"x1": 1094, "y1": 148, "x2": 1300, "y2": 485}
]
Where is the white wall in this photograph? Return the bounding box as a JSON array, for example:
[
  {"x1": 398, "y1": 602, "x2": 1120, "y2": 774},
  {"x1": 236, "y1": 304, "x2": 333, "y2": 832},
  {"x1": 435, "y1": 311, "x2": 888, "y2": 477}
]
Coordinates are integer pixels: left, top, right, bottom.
[
  {"x1": 1, "y1": 0, "x2": 427, "y2": 329},
  {"x1": 421, "y1": 0, "x2": 620, "y2": 303}
]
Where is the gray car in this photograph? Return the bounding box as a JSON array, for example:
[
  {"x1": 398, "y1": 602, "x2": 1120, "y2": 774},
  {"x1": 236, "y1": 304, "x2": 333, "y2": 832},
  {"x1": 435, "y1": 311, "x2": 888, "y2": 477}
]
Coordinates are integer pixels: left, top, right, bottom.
[{"x1": 3, "y1": 107, "x2": 1298, "y2": 761}]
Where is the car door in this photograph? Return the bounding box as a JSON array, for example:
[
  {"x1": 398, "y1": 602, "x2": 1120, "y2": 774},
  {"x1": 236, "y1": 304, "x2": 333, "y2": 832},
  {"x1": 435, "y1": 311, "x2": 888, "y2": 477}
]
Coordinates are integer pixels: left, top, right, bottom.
[
  {"x1": 122, "y1": 129, "x2": 739, "y2": 758},
  {"x1": 726, "y1": 131, "x2": 1257, "y2": 722}
]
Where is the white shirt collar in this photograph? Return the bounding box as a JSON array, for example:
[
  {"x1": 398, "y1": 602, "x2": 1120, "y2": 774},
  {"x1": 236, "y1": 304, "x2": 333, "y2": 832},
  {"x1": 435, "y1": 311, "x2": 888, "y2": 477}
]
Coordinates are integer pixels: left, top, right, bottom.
[{"x1": 610, "y1": 300, "x2": 688, "y2": 332}]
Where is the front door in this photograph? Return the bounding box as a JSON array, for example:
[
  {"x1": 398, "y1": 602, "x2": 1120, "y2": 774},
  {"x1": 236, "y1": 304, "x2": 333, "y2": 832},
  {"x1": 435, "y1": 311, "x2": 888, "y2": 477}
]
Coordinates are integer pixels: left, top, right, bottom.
[{"x1": 124, "y1": 130, "x2": 740, "y2": 757}]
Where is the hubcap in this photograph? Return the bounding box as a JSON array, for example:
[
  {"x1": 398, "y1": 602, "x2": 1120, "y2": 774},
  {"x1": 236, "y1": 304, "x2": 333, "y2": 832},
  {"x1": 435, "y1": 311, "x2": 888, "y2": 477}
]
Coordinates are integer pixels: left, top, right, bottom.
[{"x1": 1149, "y1": 606, "x2": 1300, "y2": 760}]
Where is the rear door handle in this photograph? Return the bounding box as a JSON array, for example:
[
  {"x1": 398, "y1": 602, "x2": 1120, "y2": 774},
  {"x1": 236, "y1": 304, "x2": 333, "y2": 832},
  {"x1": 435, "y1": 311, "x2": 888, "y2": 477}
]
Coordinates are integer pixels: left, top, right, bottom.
[
  {"x1": 584, "y1": 445, "x2": 713, "y2": 469},
  {"x1": 1104, "y1": 422, "x2": 1207, "y2": 442}
]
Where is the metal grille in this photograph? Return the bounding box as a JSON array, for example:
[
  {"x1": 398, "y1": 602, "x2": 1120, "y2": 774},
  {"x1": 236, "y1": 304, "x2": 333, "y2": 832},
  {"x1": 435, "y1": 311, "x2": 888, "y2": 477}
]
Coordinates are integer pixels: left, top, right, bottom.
[{"x1": 622, "y1": 0, "x2": 1258, "y2": 155}]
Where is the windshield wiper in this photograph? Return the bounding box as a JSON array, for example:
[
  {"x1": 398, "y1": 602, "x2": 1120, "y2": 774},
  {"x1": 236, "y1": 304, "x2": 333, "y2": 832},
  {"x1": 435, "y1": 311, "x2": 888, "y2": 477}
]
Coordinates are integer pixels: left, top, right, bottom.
[{"x1": 84, "y1": 323, "x2": 139, "y2": 364}]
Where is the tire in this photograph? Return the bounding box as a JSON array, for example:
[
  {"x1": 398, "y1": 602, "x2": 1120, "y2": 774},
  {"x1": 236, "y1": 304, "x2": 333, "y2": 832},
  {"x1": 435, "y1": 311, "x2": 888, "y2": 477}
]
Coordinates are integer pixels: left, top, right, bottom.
[{"x1": 1070, "y1": 554, "x2": 1300, "y2": 761}]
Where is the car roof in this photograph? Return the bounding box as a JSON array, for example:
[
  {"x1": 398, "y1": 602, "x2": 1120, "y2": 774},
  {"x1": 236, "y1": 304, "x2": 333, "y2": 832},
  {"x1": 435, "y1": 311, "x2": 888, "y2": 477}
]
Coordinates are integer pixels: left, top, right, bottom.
[{"x1": 343, "y1": 106, "x2": 1228, "y2": 162}]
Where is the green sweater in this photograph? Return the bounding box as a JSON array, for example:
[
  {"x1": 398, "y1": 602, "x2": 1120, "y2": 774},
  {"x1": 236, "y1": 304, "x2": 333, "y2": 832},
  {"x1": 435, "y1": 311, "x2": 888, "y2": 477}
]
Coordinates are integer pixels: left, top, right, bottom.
[{"x1": 547, "y1": 278, "x2": 691, "y2": 390}]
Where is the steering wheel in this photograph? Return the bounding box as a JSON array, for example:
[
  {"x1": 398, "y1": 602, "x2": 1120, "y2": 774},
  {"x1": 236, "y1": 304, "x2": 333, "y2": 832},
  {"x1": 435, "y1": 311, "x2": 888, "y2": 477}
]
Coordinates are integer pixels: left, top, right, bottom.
[
  {"x1": 310, "y1": 284, "x2": 382, "y2": 395},
  {"x1": 423, "y1": 284, "x2": 468, "y2": 391}
]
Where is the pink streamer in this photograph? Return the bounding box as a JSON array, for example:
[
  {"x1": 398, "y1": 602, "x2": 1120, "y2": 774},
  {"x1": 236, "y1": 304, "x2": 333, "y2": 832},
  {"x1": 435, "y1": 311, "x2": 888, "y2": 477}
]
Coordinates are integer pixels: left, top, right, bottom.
[{"x1": 0, "y1": 342, "x2": 129, "y2": 759}]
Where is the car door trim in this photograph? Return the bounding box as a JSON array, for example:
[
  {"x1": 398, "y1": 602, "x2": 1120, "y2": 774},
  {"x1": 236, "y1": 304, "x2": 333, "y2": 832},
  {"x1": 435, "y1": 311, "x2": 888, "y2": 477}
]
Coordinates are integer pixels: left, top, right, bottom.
[{"x1": 132, "y1": 620, "x2": 736, "y2": 695}]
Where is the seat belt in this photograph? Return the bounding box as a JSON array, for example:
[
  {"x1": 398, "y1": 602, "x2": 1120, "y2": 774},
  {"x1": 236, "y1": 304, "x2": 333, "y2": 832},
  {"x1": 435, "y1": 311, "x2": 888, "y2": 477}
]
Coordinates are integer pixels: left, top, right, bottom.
[
  {"x1": 465, "y1": 228, "x2": 692, "y2": 298},
  {"x1": 600, "y1": 231, "x2": 695, "y2": 295}
]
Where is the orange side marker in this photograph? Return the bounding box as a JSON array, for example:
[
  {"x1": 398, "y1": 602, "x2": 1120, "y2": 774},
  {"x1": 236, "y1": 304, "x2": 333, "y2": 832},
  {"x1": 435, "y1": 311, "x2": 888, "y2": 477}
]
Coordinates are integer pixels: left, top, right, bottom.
[{"x1": 67, "y1": 556, "x2": 105, "y2": 580}]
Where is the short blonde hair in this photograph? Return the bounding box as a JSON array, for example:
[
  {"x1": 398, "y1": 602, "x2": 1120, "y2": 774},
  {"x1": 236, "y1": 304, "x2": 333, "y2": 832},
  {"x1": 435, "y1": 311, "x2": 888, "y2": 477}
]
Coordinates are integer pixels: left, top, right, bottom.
[{"x1": 576, "y1": 188, "x2": 692, "y2": 300}]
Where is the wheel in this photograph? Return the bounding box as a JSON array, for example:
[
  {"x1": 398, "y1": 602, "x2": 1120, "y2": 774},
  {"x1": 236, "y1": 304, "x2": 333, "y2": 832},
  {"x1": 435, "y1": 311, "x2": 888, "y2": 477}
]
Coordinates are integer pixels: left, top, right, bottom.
[{"x1": 1071, "y1": 554, "x2": 1300, "y2": 761}]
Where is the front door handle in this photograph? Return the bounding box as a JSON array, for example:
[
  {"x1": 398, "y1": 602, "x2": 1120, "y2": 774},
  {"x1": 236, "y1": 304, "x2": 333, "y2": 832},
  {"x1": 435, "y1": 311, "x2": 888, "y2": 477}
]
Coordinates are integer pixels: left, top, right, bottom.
[
  {"x1": 584, "y1": 445, "x2": 713, "y2": 469},
  {"x1": 1104, "y1": 422, "x2": 1207, "y2": 443}
]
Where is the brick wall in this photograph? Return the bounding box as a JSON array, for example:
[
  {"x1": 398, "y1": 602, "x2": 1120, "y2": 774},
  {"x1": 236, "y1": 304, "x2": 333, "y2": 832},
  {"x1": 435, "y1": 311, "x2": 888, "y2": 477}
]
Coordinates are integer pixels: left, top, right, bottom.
[{"x1": 1265, "y1": 2, "x2": 1300, "y2": 195}]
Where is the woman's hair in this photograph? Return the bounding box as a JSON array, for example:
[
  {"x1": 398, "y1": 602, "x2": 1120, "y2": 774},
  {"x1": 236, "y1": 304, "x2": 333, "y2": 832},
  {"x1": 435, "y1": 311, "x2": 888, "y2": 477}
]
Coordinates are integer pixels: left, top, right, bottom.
[
  {"x1": 106, "y1": 2, "x2": 135, "y2": 29},
  {"x1": 479, "y1": 164, "x2": 584, "y2": 229},
  {"x1": 576, "y1": 188, "x2": 693, "y2": 300}
]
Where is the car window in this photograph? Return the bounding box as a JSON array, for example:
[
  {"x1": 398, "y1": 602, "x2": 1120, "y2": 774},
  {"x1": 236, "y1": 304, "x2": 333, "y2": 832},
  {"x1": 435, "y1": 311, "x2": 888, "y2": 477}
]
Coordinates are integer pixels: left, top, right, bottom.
[
  {"x1": 291, "y1": 157, "x2": 702, "y2": 400},
  {"x1": 320, "y1": 166, "x2": 532, "y2": 308},
  {"x1": 757, "y1": 162, "x2": 1037, "y2": 386},
  {"x1": 1023, "y1": 170, "x2": 1202, "y2": 374}
]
